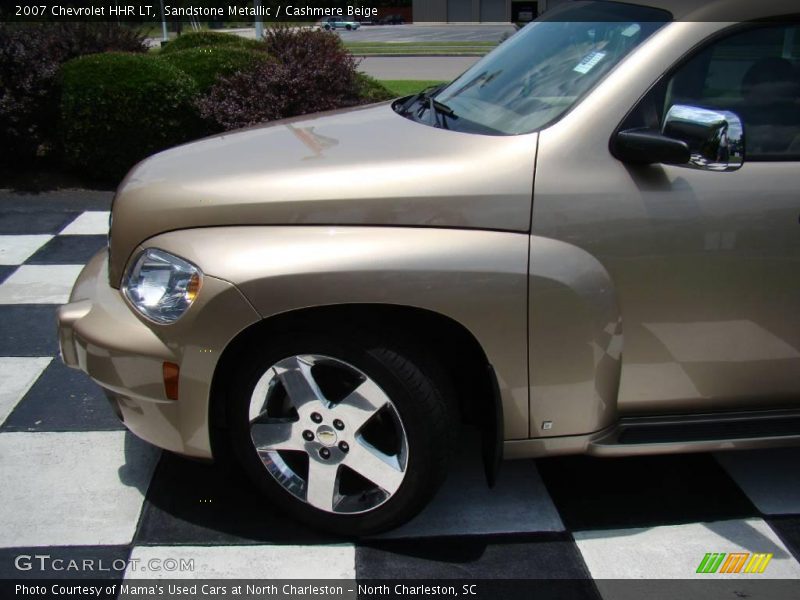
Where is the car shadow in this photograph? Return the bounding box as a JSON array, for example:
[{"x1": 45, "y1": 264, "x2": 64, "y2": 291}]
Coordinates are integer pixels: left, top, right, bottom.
[
  {"x1": 118, "y1": 430, "x2": 161, "y2": 497},
  {"x1": 131, "y1": 447, "x2": 341, "y2": 545}
]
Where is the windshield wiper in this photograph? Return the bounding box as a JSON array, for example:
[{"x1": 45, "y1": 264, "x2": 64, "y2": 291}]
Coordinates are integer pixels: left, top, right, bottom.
[
  {"x1": 396, "y1": 83, "x2": 446, "y2": 116},
  {"x1": 427, "y1": 96, "x2": 456, "y2": 129},
  {"x1": 395, "y1": 83, "x2": 457, "y2": 129}
]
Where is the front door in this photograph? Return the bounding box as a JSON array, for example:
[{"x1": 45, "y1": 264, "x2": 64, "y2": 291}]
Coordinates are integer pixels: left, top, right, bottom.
[{"x1": 531, "y1": 22, "x2": 800, "y2": 424}]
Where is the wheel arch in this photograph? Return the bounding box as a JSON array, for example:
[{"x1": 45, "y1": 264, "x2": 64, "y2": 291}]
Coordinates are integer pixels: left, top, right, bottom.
[{"x1": 209, "y1": 303, "x2": 503, "y2": 481}]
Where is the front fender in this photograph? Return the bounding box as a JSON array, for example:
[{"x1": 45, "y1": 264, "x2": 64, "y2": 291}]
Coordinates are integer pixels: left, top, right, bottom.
[
  {"x1": 528, "y1": 236, "x2": 622, "y2": 437},
  {"x1": 140, "y1": 226, "x2": 531, "y2": 440}
]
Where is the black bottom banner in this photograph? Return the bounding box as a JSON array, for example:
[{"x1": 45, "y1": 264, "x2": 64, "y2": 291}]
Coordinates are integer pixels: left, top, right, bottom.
[{"x1": 3, "y1": 579, "x2": 800, "y2": 600}]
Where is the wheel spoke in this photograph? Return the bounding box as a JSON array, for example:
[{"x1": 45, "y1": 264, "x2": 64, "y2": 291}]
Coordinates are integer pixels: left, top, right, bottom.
[
  {"x1": 305, "y1": 459, "x2": 340, "y2": 511},
  {"x1": 274, "y1": 356, "x2": 327, "y2": 410},
  {"x1": 249, "y1": 352, "x2": 410, "y2": 515},
  {"x1": 251, "y1": 421, "x2": 303, "y2": 452},
  {"x1": 335, "y1": 379, "x2": 391, "y2": 432},
  {"x1": 345, "y1": 441, "x2": 404, "y2": 495}
]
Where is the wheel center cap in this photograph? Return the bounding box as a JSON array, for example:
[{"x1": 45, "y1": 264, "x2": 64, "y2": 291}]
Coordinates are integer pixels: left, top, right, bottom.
[{"x1": 315, "y1": 426, "x2": 337, "y2": 447}]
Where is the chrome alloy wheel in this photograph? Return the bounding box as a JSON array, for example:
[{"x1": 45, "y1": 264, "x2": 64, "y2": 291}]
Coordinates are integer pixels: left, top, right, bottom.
[{"x1": 248, "y1": 354, "x2": 409, "y2": 514}]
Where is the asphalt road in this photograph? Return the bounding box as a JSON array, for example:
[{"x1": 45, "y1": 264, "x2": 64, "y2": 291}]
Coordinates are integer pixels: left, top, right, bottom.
[
  {"x1": 336, "y1": 23, "x2": 515, "y2": 43},
  {"x1": 357, "y1": 56, "x2": 479, "y2": 80},
  {"x1": 149, "y1": 24, "x2": 515, "y2": 46},
  {"x1": 147, "y1": 24, "x2": 503, "y2": 79}
]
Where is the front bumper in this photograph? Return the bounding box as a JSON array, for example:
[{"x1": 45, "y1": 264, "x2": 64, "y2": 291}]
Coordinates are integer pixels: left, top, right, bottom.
[{"x1": 57, "y1": 250, "x2": 260, "y2": 458}]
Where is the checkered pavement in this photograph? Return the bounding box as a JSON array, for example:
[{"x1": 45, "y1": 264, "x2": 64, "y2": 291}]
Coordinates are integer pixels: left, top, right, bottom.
[{"x1": 1, "y1": 194, "x2": 799, "y2": 596}]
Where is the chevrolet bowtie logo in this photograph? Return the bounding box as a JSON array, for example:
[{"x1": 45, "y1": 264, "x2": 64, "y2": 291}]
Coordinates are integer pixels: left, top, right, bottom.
[{"x1": 316, "y1": 430, "x2": 337, "y2": 446}]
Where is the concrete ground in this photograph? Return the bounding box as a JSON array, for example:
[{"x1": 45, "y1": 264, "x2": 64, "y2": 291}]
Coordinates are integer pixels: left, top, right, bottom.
[{"x1": 357, "y1": 56, "x2": 479, "y2": 80}]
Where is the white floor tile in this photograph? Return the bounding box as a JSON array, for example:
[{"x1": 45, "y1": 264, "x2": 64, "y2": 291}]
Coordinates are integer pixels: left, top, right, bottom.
[
  {"x1": 0, "y1": 265, "x2": 84, "y2": 304},
  {"x1": 574, "y1": 519, "x2": 800, "y2": 580},
  {"x1": 374, "y1": 435, "x2": 563, "y2": 539},
  {"x1": 60, "y1": 212, "x2": 110, "y2": 235},
  {"x1": 0, "y1": 235, "x2": 52, "y2": 265},
  {"x1": 125, "y1": 545, "x2": 355, "y2": 579},
  {"x1": 0, "y1": 431, "x2": 159, "y2": 547},
  {"x1": 0, "y1": 357, "x2": 51, "y2": 426},
  {"x1": 715, "y1": 448, "x2": 800, "y2": 515}
]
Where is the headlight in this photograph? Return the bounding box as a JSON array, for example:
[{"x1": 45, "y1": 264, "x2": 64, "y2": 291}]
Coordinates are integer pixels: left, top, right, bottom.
[{"x1": 122, "y1": 249, "x2": 202, "y2": 324}]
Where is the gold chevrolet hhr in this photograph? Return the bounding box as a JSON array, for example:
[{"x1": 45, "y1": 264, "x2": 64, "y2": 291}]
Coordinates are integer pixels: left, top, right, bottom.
[{"x1": 58, "y1": 0, "x2": 800, "y2": 534}]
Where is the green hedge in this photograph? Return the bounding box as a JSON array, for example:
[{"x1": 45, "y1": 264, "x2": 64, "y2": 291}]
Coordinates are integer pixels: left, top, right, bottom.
[
  {"x1": 355, "y1": 73, "x2": 395, "y2": 103},
  {"x1": 159, "y1": 46, "x2": 272, "y2": 92},
  {"x1": 161, "y1": 31, "x2": 265, "y2": 54},
  {"x1": 0, "y1": 22, "x2": 148, "y2": 168},
  {"x1": 59, "y1": 53, "x2": 199, "y2": 181}
]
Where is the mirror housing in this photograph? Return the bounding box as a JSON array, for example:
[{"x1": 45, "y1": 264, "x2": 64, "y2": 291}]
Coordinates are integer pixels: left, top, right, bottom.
[
  {"x1": 612, "y1": 129, "x2": 691, "y2": 165},
  {"x1": 662, "y1": 104, "x2": 745, "y2": 171}
]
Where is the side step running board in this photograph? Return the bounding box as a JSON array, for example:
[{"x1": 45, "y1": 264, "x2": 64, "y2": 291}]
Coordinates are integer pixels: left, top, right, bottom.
[{"x1": 587, "y1": 408, "x2": 800, "y2": 457}]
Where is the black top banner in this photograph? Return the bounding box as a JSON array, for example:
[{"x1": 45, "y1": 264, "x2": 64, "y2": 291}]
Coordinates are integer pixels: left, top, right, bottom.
[
  {"x1": 1, "y1": 0, "x2": 799, "y2": 24},
  {"x1": 1, "y1": 1, "x2": 401, "y2": 23}
]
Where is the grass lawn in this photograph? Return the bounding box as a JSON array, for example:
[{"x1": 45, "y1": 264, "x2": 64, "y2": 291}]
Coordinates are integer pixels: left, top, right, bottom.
[{"x1": 378, "y1": 80, "x2": 448, "y2": 97}]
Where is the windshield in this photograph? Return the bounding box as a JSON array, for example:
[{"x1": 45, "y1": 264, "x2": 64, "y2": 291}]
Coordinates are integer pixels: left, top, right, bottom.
[{"x1": 414, "y1": 1, "x2": 671, "y2": 135}]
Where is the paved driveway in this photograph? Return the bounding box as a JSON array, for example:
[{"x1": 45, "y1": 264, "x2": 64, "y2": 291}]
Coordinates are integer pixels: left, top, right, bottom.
[
  {"x1": 357, "y1": 56, "x2": 479, "y2": 80},
  {"x1": 148, "y1": 24, "x2": 514, "y2": 47},
  {"x1": 337, "y1": 24, "x2": 514, "y2": 43}
]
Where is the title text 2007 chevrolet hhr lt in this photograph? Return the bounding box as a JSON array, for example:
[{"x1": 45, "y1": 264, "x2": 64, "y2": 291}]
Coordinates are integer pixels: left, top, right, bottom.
[{"x1": 58, "y1": 0, "x2": 800, "y2": 533}]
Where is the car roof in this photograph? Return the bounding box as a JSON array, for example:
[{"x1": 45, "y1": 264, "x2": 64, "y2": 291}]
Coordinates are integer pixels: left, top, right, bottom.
[{"x1": 622, "y1": 0, "x2": 797, "y2": 21}]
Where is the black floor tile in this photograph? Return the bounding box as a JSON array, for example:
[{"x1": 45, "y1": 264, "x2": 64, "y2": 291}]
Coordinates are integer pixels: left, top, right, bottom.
[
  {"x1": 2, "y1": 359, "x2": 123, "y2": 431},
  {"x1": 0, "y1": 191, "x2": 113, "y2": 212},
  {"x1": 0, "y1": 305, "x2": 59, "y2": 356},
  {"x1": 0, "y1": 545, "x2": 129, "y2": 579},
  {"x1": 136, "y1": 452, "x2": 341, "y2": 546},
  {"x1": 0, "y1": 265, "x2": 15, "y2": 284},
  {"x1": 536, "y1": 454, "x2": 758, "y2": 531},
  {"x1": 0, "y1": 210, "x2": 79, "y2": 234},
  {"x1": 357, "y1": 533, "x2": 590, "y2": 578},
  {"x1": 356, "y1": 534, "x2": 599, "y2": 599},
  {"x1": 27, "y1": 235, "x2": 107, "y2": 265},
  {"x1": 769, "y1": 516, "x2": 800, "y2": 562}
]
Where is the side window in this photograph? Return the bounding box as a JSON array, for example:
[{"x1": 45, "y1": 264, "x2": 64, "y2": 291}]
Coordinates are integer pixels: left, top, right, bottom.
[{"x1": 623, "y1": 24, "x2": 800, "y2": 161}]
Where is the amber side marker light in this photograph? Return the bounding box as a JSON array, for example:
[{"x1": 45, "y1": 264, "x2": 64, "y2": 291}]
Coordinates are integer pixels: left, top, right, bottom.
[
  {"x1": 163, "y1": 362, "x2": 180, "y2": 400},
  {"x1": 185, "y1": 272, "x2": 201, "y2": 303}
]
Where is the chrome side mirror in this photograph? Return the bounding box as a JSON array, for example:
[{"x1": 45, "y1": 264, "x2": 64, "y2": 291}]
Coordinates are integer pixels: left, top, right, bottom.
[{"x1": 662, "y1": 104, "x2": 745, "y2": 171}]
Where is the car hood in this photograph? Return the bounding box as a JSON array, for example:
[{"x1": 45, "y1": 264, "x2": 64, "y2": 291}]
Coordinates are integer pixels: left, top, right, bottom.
[{"x1": 109, "y1": 103, "x2": 538, "y2": 285}]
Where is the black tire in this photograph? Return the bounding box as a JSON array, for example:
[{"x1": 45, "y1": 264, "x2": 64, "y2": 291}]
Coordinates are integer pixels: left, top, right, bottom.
[
  {"x1": 346, "y1": 25, "x2": 352, "y2": 30},
  {"x1": 226, "y1": 331, "x2": 456, "y2": 536}
]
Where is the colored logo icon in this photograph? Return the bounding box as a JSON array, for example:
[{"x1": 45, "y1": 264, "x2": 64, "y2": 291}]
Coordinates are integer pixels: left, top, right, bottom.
[{"x1": 696, "y1": 552, "x2": 773, "y2": 574}]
